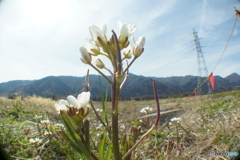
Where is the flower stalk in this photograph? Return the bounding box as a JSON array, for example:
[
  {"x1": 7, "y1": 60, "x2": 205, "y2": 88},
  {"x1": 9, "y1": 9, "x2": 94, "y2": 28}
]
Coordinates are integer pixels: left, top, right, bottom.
[
  {"x1": 110, "y1": 30, "x2": 123, "y2": 159},
  {"x1": 56, "y1": 21, "x2": 149, "y2": 159}
]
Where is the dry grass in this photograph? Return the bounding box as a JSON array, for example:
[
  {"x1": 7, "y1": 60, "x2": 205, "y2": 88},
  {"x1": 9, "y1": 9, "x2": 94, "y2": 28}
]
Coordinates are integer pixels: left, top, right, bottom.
[{"x1": 0, "y1": 90, "x2": 239, "y2": 159}]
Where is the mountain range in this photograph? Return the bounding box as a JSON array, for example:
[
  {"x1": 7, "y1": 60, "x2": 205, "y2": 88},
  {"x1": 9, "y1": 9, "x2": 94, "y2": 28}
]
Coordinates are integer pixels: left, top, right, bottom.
[{"x1": 0, "y1": 73, "x2": 239, "y2": 99}]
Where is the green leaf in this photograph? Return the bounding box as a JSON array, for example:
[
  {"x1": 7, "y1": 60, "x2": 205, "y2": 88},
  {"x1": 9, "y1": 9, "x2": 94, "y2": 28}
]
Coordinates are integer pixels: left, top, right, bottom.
[
  {"x1": 132, "y1": 118, "x2": 140, "y2": 127},
  {"x1": 60, "y1": 111, "x2": 93, "y2": 160},
  {"x1": 105, "y1": 143, "x2": 113, "y2": 160},
  {"x1": 103, "y1": 87, "x2": 109, "y2": 125},
  {"x1": 178, "y1": 123, "x2": 188, "y2": 134},
  {"x1": 98, "y1": 131, "x2": 107, "y2": 160},
  {"x1": 60, "y1": 130, "x2": 82, "y2": 154},
  {"x1": 60, "y1": 111, "x2": 80, "y2": 143},
  {"x1": 84, "y1": 119, "x2": 91, "y2": 153},
  {"x1": 98, "y1": 74, "x2": 109, "y2": 126}
]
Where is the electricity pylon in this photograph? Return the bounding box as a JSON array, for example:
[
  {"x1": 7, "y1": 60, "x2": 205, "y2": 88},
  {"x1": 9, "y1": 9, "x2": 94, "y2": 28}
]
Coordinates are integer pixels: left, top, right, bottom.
[{"x1": 192, "y1": 29, "x2": 211, "y2": 94}]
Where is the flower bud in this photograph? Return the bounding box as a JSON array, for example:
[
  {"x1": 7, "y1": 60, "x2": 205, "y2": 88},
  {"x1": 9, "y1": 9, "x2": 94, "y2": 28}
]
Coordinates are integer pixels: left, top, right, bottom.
[
  {"x1": 133, "y1": 36, "x2": 145, "y2": 58},
  {"x1": 123, "y1": 47, "x2": 132, "y2": 59},
  {"x1": 95, "y1": 59, "x2": 105, "y2": 69},
  {"x1": 80, "y1": 46, "x2": 92, "y2": 64}
]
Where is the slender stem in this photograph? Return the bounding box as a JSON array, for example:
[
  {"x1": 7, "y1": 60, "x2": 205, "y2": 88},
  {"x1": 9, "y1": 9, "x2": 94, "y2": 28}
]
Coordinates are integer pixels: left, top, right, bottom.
[
  {"x1": 85, "y1": 69, "x2": 90, "y2": 92},
  {"x1": 90, "y1": 151, "x2": 99, "y2": 160},
  {"x1": 112, "y1": 30, "x2": 122, "y2": 75},
  {"x1": 120, "y1": 60, "x2": 129, "y2": 89},
  {"x1": 104, "y1": 67, "x2": 113, "y2": 77},
  {"x1": 111, "y1": 30, "x2": 122, "y2": 160},
  {"x1": 111, "y1": 74, "x2": 121, "y2": 160},
  {"x1": 84, "y1": 119, "x2": 90, "y2": 154},
  {"x1": 123, "y1": 58, "x2": 137, "y2": 74},
  {"x1": 153, "y1": 80, "x2": 160, "y2": 126},
  {"x1": 112, "y1": 76, "x2": 121, "y2": 159},
  {"x1": 122, "y1": 125, "x2": 156, "y2": 159},
  {"x1": 120, "y1": 74, "x2": 128, "y2": 89},
  {"x1": 121, "y1": 57, "x2": 126, "y2": 62},
  {"x1": 122, "y1": 80, "x2": 160, "y2": 159},
  {"x1": 89, "y1": 100, "x2": 111, "y2": 134},
  {"x1": 89, "y1": 63, "x2": 112, "y2": 85}
]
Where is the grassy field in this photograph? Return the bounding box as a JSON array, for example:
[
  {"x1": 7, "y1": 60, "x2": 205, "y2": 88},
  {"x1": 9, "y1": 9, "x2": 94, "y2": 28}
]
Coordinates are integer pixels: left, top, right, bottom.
[{"x1": 0, "y1": 90, "x2": 239, "y2": 160}]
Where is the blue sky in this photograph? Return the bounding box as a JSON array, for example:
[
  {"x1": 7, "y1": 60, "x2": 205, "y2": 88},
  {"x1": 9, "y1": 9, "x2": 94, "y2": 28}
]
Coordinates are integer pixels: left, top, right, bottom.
[{"x1": 0, "y1": 0, "x2": 240, "y2": 83}]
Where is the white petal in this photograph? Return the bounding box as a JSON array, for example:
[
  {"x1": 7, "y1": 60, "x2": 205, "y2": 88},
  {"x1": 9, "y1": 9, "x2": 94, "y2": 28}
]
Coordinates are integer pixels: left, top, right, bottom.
[
  {"x1": 137, "y1": 36, "x2": 145, "y2": 47},
  {"x1": 117, "y1": 21, "x2": 123, "y2": 32},
  {"x1": 59, "y1": 100, "x2": 69, "y2": 105},
  {"x1": 55, "y1": 104, "x2": 68, "y2": 112},
  {"x1": 67, "y1": 95, "x2": 80, "y2": 108},
  {"x1": 120, "y1": 24, "x2": 129, "y2": 37},
  {"x1": 77, "y1": 91, "x2": 90, "y2": 108},
  {"x1": 89, "y1": 25, "x2": 107, "y2": 46},
  {"x1": 89, "y1": 26, "x2": 95, "y2": 39},
  {"x1": 86, "y1": 39, "x2": 99, "y2": 50},
  {"x1": 101, "y1": 25, "x2": 107, "y2": 35}
]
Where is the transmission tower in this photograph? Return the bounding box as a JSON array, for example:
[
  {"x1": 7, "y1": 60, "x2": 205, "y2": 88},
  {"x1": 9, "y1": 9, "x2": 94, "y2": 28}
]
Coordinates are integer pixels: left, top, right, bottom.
[{"x1": 192, "y1": 29, "x2": 211, "y2": 94}]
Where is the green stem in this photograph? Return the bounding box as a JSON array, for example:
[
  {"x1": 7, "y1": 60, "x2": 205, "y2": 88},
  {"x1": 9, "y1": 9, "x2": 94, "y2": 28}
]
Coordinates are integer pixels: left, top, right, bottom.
[
  {"x1": 111, "y1": 30, "x2": 122, "y2": 160},
  {"x1": 112, "y1": 75, "x2": 121, "y2": 160}
]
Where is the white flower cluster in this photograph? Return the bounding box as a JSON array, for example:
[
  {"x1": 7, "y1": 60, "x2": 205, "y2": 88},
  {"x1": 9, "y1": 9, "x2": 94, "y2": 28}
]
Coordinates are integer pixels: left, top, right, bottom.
[
  {"x1": 96, "y1": 108, "x2": 103, "y2": 113},
  {"x1": 140, "y1": 106, "x2": 153, "y2": 114},
  {"x1": 40, "y1": 120, "x2": 50, "y2": 124},
  {"x1": 54, "y1": 123, "x2": 64, "y2": 128},
  {"x1": 170, "y1": 117, "x2": 181, "y2": 123},
  {"x1": 29, "y1": 138, "x2": 42, "y2": 144},
  {"x1": 80, "y1": 21, "x2": 145, "y2": 70},
  {"x1": 44, "y1": 131, "x2": 52, "y2": 135},
  {"x1": 34, "y1": 115, "x2": 42, "y2": 119}
]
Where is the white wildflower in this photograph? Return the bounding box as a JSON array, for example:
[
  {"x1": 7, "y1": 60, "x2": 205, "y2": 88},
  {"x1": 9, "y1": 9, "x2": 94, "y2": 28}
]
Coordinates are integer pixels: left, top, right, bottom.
[
  {"x1": 96, "y1": 108, "x2": 103, "y2": 113},
  {"x1": 40, "y1": 120, "x2": 50, "y2": 124},
  {"x1": 34, "y1": 115, "x2": 42, "y2": 119},
  {"x1": 44, "y1": 131, "x2": 52, "y2": 135},
  {"x1": 140, "y1": 106, "x2": 153, "y2": 114},
  {"x1": 29, "y1": 138, "x2": 42, "y2": 144},
  {"x1": 170, "y1": 117, "x2": 181, "y2": 123},
  {"x1": 120, "y1": 124, "x2": 125, "y2": 130},
  {"x1": 55, "y1": 123, "x2": 64, "y2": 128}
]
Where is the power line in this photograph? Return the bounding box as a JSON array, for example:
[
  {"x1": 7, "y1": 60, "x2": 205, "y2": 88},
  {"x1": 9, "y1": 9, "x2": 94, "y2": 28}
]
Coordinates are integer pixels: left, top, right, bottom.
[
  {"x1": 191, "y1": 15, "x2": 239, "y2": 95},
  {"x1": 192, "y1": 29, "x2": 211, "y2": 94}
]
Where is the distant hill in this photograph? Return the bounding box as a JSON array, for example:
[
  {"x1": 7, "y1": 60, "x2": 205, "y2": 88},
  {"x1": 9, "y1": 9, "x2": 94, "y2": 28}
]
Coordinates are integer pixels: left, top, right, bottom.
[
  {"x1": 11, "y1": 76, "x2": 73, "y2": 97},
  {"x1": 0, "y1": 80, "x2": 34, "y2": 95},
  {"x1": 0, "y1": 73, "x2": 238, "y2": 98},
  {"x1": 224, "y1": 73, "x2": 240, "y2": 86}
]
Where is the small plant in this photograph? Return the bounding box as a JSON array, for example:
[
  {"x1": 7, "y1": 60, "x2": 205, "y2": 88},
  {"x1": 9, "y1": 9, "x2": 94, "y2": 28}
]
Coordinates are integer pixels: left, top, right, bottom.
[
  {"x1": 55, "y1": 21, "x2": 160, "y2": 160},
  {"x1": 10, "y1": 97, "x2": 23, "y2": 119}
]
